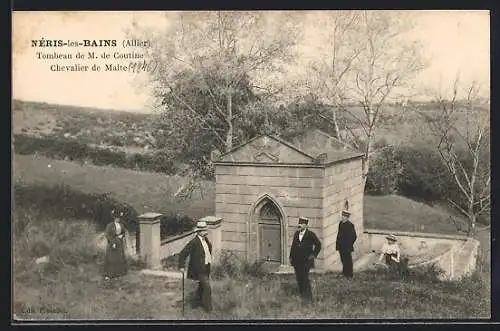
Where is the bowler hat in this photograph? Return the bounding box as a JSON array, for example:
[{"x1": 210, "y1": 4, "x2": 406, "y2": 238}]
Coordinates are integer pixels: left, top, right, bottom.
[{"x1": 298, "y1": 217, "x2": 309, "y2": 225}]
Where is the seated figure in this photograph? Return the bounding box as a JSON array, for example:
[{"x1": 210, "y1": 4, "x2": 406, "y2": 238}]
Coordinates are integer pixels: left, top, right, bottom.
[{"x1": 375, "y1": 234, "x2": 408, "y2": 280}]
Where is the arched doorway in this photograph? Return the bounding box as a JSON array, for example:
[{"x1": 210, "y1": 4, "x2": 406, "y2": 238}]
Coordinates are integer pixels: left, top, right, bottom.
[{"x1": 257, "y1": 200, "x2": 282, "y2": 262}]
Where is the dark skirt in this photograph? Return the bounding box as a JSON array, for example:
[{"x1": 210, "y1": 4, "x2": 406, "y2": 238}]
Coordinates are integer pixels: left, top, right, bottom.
[
  {"x1": 104, "y1": 239, "x2": 128, "y2": 277},
  {"x1": 385, "y1": 253, "x2": 399, "y2": 267},
  {"x1": 384, "y1": 253, "x2": 400, "y2": 274}
]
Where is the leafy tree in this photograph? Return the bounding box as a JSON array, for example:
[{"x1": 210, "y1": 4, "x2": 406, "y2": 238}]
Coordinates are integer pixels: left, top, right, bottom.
[{"x1": 131, "y1": 11, "x2": 299, "y2": 154}]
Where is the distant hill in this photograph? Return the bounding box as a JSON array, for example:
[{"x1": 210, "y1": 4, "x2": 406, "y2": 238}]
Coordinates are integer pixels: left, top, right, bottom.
[
  {"x1": 12, "y1": 99, "x2": 416, "y2": 153},
  {"x1": 12, "y1": 100, "x2": 159, "y2": 154},
  {"x1": 12, "y1": 98, "x2": 486, "y2": 156}
]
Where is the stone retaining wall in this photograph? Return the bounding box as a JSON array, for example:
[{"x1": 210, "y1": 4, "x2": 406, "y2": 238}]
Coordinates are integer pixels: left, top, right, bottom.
[
  {"x1": 159, "y1": 230, "x2": 197, "y2": 261},
  {"x1": 363, "y1": 229, "x2": 478, "y2": 280}
]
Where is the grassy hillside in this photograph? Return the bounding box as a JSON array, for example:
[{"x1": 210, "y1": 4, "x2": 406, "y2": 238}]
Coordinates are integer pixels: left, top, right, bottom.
[
  {"x1": 13, "y1": 154, "x2": 464, "y2": 235},
  {"x1": 13, "y1": 153, "x2": 212, "y2": 218},
  {"x1": 13, "y1": 100, "x2": 158, "y2": 155},
  {"x1": 364, "y1": 195, "x2": 465, "y2": 235}
]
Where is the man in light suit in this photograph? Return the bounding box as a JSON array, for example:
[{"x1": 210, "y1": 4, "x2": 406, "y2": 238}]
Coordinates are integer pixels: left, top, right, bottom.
[
  {"x1": 289, "y1": 217, "x2": 322, "y2": 302},
  {"x1": 178, "y1": 220, "x2": 213, "y2": 312}
]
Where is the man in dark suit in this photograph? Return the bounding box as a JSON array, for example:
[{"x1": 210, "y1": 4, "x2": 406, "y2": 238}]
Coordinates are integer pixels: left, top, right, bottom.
[
  {"x1": 289, "y1": 217, "x2": 322, "y2": 302},
  {"x1": 336, "y1": 210, "x2": 357, "y2": 278},
  {"x1": 178, "y1": 220, "x2": 213, "y2": 312}
]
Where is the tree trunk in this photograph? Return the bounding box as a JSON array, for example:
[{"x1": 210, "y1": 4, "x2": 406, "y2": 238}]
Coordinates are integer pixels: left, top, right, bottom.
[
  {"x1": 362, "y1": 114, "x2": 375, "y2": 190},
  {"x1": 225, "y1": 92, "x2": 233, "y2": 152},
  {"x1": 468, "y1": 202, "x2": 476, "y2": 237},
  {"x1": 332, "y1": 107, "x2": 341, "y2": 140},
  {"x1": 361, "y1": 155, "x2": 369, "y2": 189}
]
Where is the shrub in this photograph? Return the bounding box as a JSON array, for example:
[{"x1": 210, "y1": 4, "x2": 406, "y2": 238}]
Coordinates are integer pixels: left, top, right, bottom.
[
  {"x1": 211, "y1": 250, "x2": 268, "y2": 280},
  {"x1": 241, "y1": 260, "x2": 268, "y2": 278},
  {"x1": 395, "y1": 146, "x2": 452, "y2": 202},
  {"x1": 13, "y1": 134, "x2": 180, "y2": 176},
  {"x1": 105, "y1": 136, "x2": 125, "y2": 147},
  {"x1": 131, "y1": 151, "x2": 179, "y2": 175},
  {"x1": 13, "y1": 209, "x2": 100, "y2": 280},
  {"x1": 365, "y1": 144, "x2": 402, "y2": 195},
  {"x1": 365, "y1": 143, "x2": 486, "y2": 224},
  {"x1": 409, "y1": 263, "x2": 446, "y2": 283},
  {"x1": 89, "y1": 148, "x2": 128, "y2": 168},
  {"x1": 212, "y1": 251, "x2": 244, "y2": 279},
  {"x1": 14, "y1": 181, "x2": 139, "y2": 232},
  {"x1": 14, "y1": 181, "x2": 199, "y2": 245},
  {"x1": 159, "y1": 214, "x2": 196, "y2": 239},
  {"x1": 92, "y1": 193, "x2": 139, "y2": 232}
]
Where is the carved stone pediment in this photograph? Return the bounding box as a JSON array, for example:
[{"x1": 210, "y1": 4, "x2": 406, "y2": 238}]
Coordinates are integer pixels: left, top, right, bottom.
[
  {"x1": 314, "y1": 153, "x2": 328, "y2": 164},
  {"x1": 217, "y1": 135, "x2": 312, "y2": 164},
  {"x1": 254, "y1": 151, "x2": 280, "y2": 163}
]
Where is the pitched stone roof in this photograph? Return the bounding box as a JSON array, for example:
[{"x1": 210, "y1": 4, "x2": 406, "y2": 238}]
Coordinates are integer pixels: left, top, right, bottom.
[
  {"x1": 213, "y1": 129, "x2": 363, "y2": 166},
  {"x1": 288, "y1": 130, "x2": 363, "y2": 164}
]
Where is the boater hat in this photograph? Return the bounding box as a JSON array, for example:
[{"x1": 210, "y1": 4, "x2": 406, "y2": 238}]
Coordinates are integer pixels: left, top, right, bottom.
[
  {"x1": 341, "y1": 210, "x2": 351, "y2": 217},
  {"x1": 196, "y1": 221, "x2": 208, "y2": 231},
  {"x1": 298, "y1": 217, "x2": 309, "y2": 225},
  {"x1": 385, "y1": 234, "x2": 397, "y2": 242}
]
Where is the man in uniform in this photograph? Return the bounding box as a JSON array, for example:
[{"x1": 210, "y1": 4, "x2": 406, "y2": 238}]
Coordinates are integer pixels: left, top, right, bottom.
[
  {"x1": 289, "y1": 217, "x2": 322, "y2": 302},
  {"x1": 336, "y1": 210, "x2": 357, "y2": 278},
  {"x1": 178, "y1": 220, "x2": 213, "y2": 312}
]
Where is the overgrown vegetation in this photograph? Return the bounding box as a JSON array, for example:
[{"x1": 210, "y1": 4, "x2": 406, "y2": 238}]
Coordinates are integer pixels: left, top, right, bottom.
[
  {"x1": 13, "y1": 203, "x2": 490, "y2": 319},
  {"x1": 365, "y1": 141, "x2": 490, "y2": 227},
  {"x1": 12, "y1": 99, "x2": 156, "y2": 148},
  {"x1": 211, "y1": 251, "x2": 268, "y2": 280},
  {"x1": 13, "y1": 134, "x2": 182, "y2": 176},
  {"x1": 13, "y1": 181, "x2": 195, "y2": 239},
  {"x1": 14, "y1": 180, "x2": 139, "y2": 232}
]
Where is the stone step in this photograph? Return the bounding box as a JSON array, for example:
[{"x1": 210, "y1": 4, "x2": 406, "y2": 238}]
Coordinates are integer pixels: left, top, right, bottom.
[
  {"x1": 273, "y1": 265, "x2": 330, "y2": 275},
  {"x1": 140, "y1": 269, "x2": 185, "y2": 279}
]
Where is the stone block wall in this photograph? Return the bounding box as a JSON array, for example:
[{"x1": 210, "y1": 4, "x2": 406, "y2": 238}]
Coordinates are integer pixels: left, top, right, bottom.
[
  {"x1": 321, "y1": 158, "x2": 365, "y2": 270},
  {"x1": 363, "y1": 229, "x2": 481, "y2": 280},
  {"x1": 363, "y1": 229, "x2": 465, "y2": 257},
  {"x1": 215, "y1": 164, "x2": 324, "y2": 263}
]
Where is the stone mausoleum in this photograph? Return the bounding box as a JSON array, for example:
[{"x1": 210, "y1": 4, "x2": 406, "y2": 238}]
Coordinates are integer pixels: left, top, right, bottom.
[{"x1": 211, "y1": 130, "x2": 365, "y2": 270}]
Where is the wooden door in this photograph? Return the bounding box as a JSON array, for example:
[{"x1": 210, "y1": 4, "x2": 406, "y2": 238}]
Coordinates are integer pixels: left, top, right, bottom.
[{"x1": 258, "y1": 202, "x2": 281, "y2": 262}]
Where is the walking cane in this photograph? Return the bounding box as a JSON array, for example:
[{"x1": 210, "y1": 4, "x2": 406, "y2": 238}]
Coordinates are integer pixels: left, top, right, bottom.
[{"x1": 181, "y1": 269, "x2": 185, "y2": 317}]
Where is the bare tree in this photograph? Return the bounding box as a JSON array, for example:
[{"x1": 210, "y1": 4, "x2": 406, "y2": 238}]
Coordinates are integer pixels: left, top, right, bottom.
[
  {"x1": 305, "y1": 11, "x2": 365, "y2": 138},
  {"x1": 306, "y1": 11, "x2": 426, "y2": 187},
  {"x1": 344, "y1": 11, "x2": 426, "y2": 186},
  {"x1": 416, "y1": 78, "x2": 490, "y2": 236}
]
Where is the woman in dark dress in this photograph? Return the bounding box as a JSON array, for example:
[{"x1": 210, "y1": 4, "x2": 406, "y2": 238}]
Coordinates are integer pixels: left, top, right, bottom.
[{"x1": 104, "y1": 209, "x2": 128, "y2": 280}]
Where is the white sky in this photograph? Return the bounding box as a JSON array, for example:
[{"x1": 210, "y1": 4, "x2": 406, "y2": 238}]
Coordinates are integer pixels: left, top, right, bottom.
[{"x1": 12, "y1": 10, "x2": 490, "y2": 113}]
